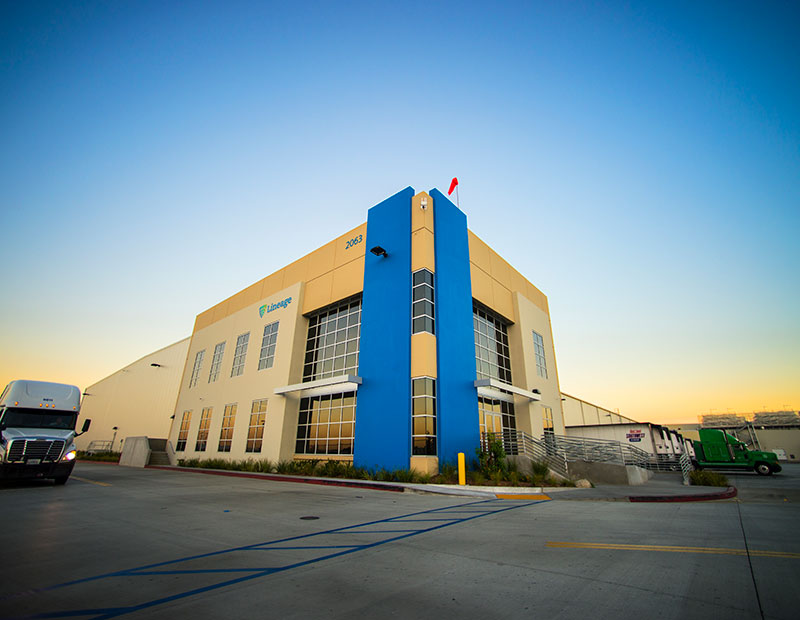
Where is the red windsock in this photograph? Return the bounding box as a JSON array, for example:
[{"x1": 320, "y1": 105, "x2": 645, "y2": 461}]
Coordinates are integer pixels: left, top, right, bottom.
[{"x1": 448, "y1": 177, "x2": 459, "y2": 195}]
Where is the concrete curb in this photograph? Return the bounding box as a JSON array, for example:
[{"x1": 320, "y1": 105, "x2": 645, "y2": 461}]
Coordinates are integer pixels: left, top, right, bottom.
[
  {"x1": 143, "y1": 465, "x2": 555, "y2": 498},
  {"x1": 144, "y1": 465, "x2": 406, "y2": 493},
  {"x1": 97, "y1": 463, "x2": 737, "y2": 502},
  {"x1": 628, "y1": 486, "x2": 738, "y2": 502}
]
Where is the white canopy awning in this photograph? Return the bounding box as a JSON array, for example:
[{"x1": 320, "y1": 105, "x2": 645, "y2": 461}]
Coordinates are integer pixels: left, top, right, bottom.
[{"x1": 274, "y1": 374, "x2": 362, "y2": 398}]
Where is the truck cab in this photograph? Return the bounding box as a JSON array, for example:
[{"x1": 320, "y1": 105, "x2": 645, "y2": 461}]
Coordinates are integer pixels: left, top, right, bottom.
[
  {"x1": 0, "y1": 380, "x2": 90, "y2": 485},
  {"x1": 693, "y1": 428, "x2": 781, "y2": 476}
]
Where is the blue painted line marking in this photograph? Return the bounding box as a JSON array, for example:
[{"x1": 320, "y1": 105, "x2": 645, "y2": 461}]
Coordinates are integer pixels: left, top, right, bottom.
[
  {"x1": 336, "y1": 529, "x2": 422, "y2": 534},
  {"x1": 249, "y1": 545, "x2": 362, "y2": 550},
  {"x1": 7, "y1": 498, "x2": 549, "y2": 620},
  {"x1": 388, "y1": 518, "x2": 462, "y2": 522},
  {"x1": 126, "y1": 568, "x2": 276, "y2": 576}
]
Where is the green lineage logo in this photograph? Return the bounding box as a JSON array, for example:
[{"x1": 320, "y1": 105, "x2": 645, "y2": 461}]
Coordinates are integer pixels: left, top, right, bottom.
[{"x1": 259, "y1": 297, "x2": 292, "y2": 318}]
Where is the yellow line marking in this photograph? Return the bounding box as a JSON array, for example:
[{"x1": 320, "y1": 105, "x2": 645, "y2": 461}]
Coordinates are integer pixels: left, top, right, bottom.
[
  {"x1": 496, "y1": 494, "x2": 551, "y2": 500},
  {"x1": 546, "y1": 541, "x2": 800, "y2": 559},
  {"x1": 71, "y1": 476, "x2": 111, "y2": 487}
]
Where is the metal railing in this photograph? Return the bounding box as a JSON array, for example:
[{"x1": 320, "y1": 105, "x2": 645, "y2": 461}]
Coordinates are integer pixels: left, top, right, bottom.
[
  {"x1": 86, "y1": 440, "x2": 113, "y2": 453},
  {"x1": 482, "y1": 430, "x2": 569, "y2": 478},
  {"x1": 482, "y1": 430, "x2": 691, "y2": 477}
]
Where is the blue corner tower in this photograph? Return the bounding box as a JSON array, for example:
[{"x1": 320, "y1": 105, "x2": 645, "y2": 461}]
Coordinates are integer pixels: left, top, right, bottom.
[
  {"x1": 429, "y1": 189, "x2": 480, "y2": 466},
  {"x1": 354, "y1": 187, "x2": 414, "y2": 471}
]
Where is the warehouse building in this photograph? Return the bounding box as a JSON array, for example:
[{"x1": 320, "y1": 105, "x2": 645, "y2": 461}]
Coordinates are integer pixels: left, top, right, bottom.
[
  {"x1": 167, "y1": 187, "x2": 564, "y2": 474},
  {"x1": 75, "y1": 338, "x2": 189, "y2": 453}
]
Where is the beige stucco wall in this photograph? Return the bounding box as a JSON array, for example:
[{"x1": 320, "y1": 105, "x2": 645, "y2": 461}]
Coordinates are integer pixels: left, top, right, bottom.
[
  {"x1": 507, "y1": 292, "x2": 564, "y2": 437},
  {"x1": 193, "y1": 223, "x2": 366, "y2": 332},
  {"x1": 755, "y1": 428, "x2": 800, "y2": 461},
  {"x1": 75, "y1": 338, "x2": 190, "y2": 451},
  {"x1": 169, "y1": 281, "x2": 307, "y2": 463}
]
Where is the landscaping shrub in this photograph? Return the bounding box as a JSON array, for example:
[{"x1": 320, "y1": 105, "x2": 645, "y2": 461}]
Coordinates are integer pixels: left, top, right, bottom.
[
  {"x1": 77, "y1": 451, "x2": 120, "y2": 462},
  {"x1": 476, "y1": 436, "x2": 508, "y2": 477},
  {"x1": 689, "y1": 470, "x2": 729, "y2": 487},
  {"x1": 174, "y1": 453, "x2": 577, "y2": 488}
]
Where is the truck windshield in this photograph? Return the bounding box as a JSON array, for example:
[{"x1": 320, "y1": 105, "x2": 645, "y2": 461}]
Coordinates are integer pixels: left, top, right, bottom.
[{"x1": 1, "y1": 408, "x2": 77, "y2": 430}]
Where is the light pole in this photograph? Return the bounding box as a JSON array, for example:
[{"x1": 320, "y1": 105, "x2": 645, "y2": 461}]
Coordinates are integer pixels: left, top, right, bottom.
[{"x1": 111, "y1": 426, "x2": 119, "y2": 453}]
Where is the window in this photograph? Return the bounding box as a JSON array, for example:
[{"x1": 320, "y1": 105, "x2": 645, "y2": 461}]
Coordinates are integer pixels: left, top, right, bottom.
[
  {"x1": 208, "y1": 342, "x2": 225, "y2": 383},
  {"x1": 230, "y1": 333, "x2": 250, "y2": 377},
  {"x1": 412, "y1": 269, "x2": 435, "y2": 334},
  {"x1": 258, "y1": 322, "x2": 279, "y2": 370},
  {"x1": 295, "y1": 392, "x2": 356, "y2": 455},
  {"x1": 478, "y1": 397, "x2": 516, "y2": 436},
  {"x1": 188, "y1": 350, "x2": 205, "y2": 388},
  {"x1": 247, "y1": 399, "x2": 268, "y2": 453},
  {"x1": 176, "y1": 410, "x2": 192, "y2": 451},
  {"x1": 411, "y1": 377, "x2": 436, "y2": 456},
  {"x1": 533, "y1": 331, "x2": 548, "y2": 379},
  {"x1": 542, "y1": 406, "x2": 554, "y2": 432},
  {"x1": 195, "y1": 407, "x2": 213, "y2": 451},
  {"x1": 302, "y1": 296, "x2": 361, "y2": 382},
  {"x1": 473, "y1": 303, "x2": 512, "y2": 383},
  {"x1": 218, "y1": 403, "x2": 237, "y2": 452}
]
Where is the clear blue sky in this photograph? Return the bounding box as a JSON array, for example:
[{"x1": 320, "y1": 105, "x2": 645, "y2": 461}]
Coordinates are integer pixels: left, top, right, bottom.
[{"x1": 2, "y1": 0, "x2": 798, "y2": 423}]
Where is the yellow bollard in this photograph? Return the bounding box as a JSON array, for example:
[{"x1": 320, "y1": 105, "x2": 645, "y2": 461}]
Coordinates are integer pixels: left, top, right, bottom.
[{"x1": 458, "y1": 452, "x2": 466, "y2": 486}]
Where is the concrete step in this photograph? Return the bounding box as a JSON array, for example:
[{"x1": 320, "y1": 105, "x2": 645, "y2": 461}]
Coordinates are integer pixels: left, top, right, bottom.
[{"x1": 148, "y1": 451, "x2": 171, "y2": 466}]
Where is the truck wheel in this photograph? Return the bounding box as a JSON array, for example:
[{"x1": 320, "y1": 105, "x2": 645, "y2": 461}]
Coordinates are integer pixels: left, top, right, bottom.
[
  {"x1": 754, "y1": 463, "x2": 772, "y2": 476},
  {"x1": 53, "y1": 476, "x2": 69, "y2": 485}
]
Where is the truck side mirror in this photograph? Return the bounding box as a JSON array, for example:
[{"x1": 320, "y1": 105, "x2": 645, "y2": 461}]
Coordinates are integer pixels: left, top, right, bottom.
[{"x1": 82, "y1": 419, "x2": 91, "y2": 432}]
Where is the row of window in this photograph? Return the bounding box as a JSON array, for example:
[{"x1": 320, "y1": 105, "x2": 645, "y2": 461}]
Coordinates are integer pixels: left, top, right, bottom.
[
  {"x1": 188, "y1": 321, "x2": 280, "y2": 388},
  {"x1": 175, "y1": 399, "x2": 268, "y2": 453}
]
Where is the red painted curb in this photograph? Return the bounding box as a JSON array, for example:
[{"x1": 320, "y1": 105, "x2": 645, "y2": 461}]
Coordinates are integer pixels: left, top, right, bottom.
[
  {"x1": 629, "y1": 486, "x2": 737, "y2": 503},
  {"x1": 144, "y1": 465, "x2": 405, "y2": 493}
]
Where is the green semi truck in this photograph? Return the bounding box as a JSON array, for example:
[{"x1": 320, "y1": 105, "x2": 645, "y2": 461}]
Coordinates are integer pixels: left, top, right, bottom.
[{"x1": 692, "y1": 428, "x2": 781, "y2": 475}]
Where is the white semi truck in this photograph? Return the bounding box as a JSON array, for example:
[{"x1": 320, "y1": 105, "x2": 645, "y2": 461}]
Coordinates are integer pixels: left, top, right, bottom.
[{"x1": 0, "y1": 380, "x2": 91, "y2": 485}]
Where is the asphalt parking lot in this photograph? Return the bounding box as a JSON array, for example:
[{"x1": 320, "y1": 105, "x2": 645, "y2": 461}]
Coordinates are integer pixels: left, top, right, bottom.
[{"x1": 1, "y1": 463, "x2": 799, "y2": 620}]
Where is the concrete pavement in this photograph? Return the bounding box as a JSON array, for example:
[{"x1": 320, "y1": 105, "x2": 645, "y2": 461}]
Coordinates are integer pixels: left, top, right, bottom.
[{"x1": 2, "y1": 462, "x2": 798, "y2": 620}]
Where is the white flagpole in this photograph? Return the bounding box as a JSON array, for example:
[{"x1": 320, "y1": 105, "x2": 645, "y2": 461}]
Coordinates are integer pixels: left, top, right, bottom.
[{"x1": 455, "y1": 184, "x2": 460, "y2": 208}]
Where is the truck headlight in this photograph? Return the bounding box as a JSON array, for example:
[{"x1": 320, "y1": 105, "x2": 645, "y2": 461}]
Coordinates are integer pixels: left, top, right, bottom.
[{"x1": 61, "y1": 450, "x2": 77, "y2": 462}]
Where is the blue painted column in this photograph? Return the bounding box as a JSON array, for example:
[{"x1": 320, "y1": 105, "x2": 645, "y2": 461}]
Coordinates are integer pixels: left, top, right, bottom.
[
  {"x1": 354, "y1": 187, "x2": 414, "y2": 471},
  {"x1": 430, "y1": 189, "x2": 479, "y2": 466}
]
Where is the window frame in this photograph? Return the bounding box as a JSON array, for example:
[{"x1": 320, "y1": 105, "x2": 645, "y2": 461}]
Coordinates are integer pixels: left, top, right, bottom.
[
  {"x1": 217, "y1": 403, "x2": 237, "y2": 452},
  {"x1": 195, "y1": 407, "x2": 213, "y2": 451},
  {"x1": 412, "y1": 269, "x2": 435, "y2": 335},
  {"x1": 258, "y1": 322, "x2": 279, "y2": 371},
  {"x1": 302, "y1": 296, "x2": 361, "y2": 382},
  {"x1": 246, "y1": 399, "x2": 268, "y2": 453},
  {"x1": 230, "y1": 333, "x2": 250, "y2": 377},
  {"x1": 411, "y1": 376, "x2": 437, "y2": 456},
  {"x1": 208, "y1": 341, "x2": 226, "y2": 383},
  {"x1": 175, "y1": 410, "x2": 192, "y2": 451},
  {"x1": 532, "y1": 330, "x2": 548, "y2": 379},
  {"x1": 188, "y1": 350, "x2": 205, "y2": 388}
]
